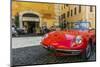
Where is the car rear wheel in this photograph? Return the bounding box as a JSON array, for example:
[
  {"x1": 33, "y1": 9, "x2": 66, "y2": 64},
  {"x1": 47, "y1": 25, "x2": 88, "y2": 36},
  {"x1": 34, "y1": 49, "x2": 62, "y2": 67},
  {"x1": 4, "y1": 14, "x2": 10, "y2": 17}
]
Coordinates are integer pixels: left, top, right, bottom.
[{"x1": 81, "y1": 42, "x2": 92, "y2": 60}]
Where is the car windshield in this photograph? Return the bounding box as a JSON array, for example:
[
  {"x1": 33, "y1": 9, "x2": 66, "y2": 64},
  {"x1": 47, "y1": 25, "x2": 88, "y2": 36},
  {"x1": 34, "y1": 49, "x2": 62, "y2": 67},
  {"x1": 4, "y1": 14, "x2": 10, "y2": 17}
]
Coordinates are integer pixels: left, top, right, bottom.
[{"x1": 73, "y1": 22, "x2": 89, "y2": 30}]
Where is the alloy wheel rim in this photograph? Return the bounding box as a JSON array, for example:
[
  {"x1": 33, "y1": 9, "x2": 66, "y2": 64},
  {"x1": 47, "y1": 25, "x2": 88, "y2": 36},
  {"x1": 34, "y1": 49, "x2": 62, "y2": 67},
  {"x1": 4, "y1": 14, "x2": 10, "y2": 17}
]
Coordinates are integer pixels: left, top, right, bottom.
[{"x1": 86, "y1": 44, "x2": 91, "y2": 58}]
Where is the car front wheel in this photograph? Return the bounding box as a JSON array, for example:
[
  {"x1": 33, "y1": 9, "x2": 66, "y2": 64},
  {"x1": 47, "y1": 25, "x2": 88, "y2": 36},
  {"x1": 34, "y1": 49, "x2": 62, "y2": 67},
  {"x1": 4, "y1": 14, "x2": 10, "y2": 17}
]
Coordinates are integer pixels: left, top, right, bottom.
[{"x1": 81, "y1": 42, "x2": 92, "y2": 60}]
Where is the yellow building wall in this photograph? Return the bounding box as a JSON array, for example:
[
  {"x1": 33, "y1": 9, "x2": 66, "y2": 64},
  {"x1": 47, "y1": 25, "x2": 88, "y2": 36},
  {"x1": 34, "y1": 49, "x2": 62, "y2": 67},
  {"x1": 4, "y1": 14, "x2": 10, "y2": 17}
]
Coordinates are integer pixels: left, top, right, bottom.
[
  {"x1": 12, "y1": 1, "x2": 55, "y2": 16},
  {"x1": 66, "y1": 5, "x2": 85, "y2": 22},
  {"x1": 66, "y1": 5, "x2": 96, "y2": 28},
  {"x1": 12, "y1": 1, "x2": 56, "y2": 28},
  {"x1": 12, "y1": 1, "x2": 96, "y2": 29},
  {"x1": 86, "y1": 6, "x2": 96, "y2": 29},
  {"x1": 42, "y1": 18, "x2": 57, "y2": 28}
]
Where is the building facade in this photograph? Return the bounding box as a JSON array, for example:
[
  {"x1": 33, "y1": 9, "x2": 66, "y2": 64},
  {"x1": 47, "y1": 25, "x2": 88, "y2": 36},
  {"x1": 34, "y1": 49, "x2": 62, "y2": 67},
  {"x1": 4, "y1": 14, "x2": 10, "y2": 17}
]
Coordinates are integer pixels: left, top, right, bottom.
[
  {"x1": 12, "y1": 1, "x2": 57, "y2": 33},
  {"x1": 58, "y1": 4, "x2": 96, "y2": 29},
  {"x1": 12, "y1": 1, "x2": 96, "y2": 34}
]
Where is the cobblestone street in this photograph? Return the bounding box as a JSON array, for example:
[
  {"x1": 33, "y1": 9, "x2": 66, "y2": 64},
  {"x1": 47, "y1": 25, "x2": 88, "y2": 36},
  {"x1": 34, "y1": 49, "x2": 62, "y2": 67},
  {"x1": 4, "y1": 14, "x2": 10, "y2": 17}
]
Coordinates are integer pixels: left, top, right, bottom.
[{"x1": 11, "y1": 37, "x2": 96, "y2": 66}]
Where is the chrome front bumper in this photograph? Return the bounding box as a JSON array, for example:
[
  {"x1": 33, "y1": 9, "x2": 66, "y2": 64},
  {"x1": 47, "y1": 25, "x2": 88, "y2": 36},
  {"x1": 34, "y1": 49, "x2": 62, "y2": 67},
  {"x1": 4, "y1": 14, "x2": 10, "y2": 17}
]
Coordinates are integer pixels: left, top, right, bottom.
[
  {"x1": 55, "y1": 49, "x2": 81, "y2": 55},
  {"x1": 42, "y1": 45, "x2": 81, "y2": 55}
]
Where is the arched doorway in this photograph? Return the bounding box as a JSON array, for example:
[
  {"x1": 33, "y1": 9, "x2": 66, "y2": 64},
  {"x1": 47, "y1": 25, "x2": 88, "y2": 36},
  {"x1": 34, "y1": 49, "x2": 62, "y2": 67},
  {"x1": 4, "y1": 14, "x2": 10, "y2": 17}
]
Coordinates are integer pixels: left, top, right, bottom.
[{"x1": 19, "y1": 11, "x2": 41, "y2": 34}]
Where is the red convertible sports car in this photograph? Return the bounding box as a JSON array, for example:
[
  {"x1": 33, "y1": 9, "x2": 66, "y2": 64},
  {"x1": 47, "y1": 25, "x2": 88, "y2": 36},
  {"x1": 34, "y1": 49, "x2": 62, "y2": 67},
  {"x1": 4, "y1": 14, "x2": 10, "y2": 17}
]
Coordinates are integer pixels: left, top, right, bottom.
[{"x1": 41, "y1": 21, "x2": 96, "y2": 59}]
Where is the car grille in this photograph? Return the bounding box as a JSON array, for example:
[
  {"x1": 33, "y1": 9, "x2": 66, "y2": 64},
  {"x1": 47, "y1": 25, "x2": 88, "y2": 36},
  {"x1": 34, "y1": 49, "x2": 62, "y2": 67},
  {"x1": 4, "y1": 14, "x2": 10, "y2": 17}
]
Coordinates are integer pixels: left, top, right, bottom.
[{"x1": 56, "y1": 50, "x2": 80, "y2": 55}]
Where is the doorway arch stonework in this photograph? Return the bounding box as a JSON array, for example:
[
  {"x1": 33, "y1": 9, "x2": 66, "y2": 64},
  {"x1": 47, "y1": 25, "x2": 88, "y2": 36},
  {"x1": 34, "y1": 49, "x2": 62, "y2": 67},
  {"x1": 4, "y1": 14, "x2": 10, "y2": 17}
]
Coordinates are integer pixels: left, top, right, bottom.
[{"x1": 19, "y1": 11, "x2": 42, "y2": 28}]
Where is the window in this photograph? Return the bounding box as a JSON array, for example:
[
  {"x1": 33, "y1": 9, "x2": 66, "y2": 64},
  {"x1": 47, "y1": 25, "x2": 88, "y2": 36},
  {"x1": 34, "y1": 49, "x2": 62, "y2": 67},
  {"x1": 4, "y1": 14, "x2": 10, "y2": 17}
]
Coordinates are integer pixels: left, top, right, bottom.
[
  {"x1": 61, "y1": 13, "x2": 65, "y2": 19},
  {"x1": 62, "y1": 5, "x2": 65, "y2": 9},
  {"x1": 79, "y1": 5, "x2": 81, "y2": 13},
  {"x1": 64, "y1": 4, "x2": 66, "y2": 8},
  {"x1": 90, "y1": 6, "x2": 93, "y2": 12},
  {"x1": 62, "y1": 6, "x2": 63, "y2": 10},
  {"x1": 71, "y1": 10, "x2": 73, "y2": 16},
  {"x1": 67, "y1": 11, "x2": 69, "y2": 17},
  {"x1": 66, "y1": 4, "x2": 68, "y2": 6},
  {"x1": 63, "y1": 13, "x2": 66, "y2": 18},
  {"x1": 59, "y1": 16, "x2": 61, "y2": 22},
  {"x1": 62, "y1": 13, "x2": 66, "y2": 19},
  {"x1": 74, "y1": 7, "x2": 77, "y2": 15}
]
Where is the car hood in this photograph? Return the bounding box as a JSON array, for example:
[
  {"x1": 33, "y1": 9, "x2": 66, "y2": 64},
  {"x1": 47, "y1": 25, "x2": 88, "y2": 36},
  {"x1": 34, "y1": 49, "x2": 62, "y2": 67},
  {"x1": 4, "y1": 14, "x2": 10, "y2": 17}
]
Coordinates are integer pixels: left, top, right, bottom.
[{"x1": 42, "y1": 30, "x2": 84, "y2": 48}]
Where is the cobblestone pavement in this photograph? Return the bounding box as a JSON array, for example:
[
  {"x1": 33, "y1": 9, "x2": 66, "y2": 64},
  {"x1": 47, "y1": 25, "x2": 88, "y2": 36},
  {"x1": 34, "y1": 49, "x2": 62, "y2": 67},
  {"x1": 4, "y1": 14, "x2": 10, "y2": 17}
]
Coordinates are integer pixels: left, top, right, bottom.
[
  {"x1": 11, "y1": 45, "x2": 96, "y2": 66},
  {"x1": 11, "y1": 37, "x2": 96, "y2": 66}
]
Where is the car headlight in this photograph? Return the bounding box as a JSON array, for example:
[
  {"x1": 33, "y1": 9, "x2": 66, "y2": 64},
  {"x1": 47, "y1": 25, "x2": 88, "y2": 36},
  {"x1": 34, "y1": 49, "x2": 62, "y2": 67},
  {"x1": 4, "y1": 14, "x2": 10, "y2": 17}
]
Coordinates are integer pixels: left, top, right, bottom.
[{"x1": 75, "y1": 36, "x2": 82, "y2": 44}]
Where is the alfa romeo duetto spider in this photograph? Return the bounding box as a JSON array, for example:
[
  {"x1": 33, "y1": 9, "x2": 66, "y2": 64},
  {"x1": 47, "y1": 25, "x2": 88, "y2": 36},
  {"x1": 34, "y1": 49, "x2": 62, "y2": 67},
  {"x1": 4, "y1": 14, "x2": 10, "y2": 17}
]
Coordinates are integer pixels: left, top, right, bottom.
[{"x1": 41, "y1": 21, "x2": 96, "y2": 59}]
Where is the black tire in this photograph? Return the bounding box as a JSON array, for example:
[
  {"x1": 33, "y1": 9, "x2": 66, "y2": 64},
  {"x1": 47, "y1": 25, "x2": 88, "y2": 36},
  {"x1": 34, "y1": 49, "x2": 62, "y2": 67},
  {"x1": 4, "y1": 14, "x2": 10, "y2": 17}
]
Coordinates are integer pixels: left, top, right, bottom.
[{"x1": 81, "y1": 42, "x2": 92, "y2": 60}]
